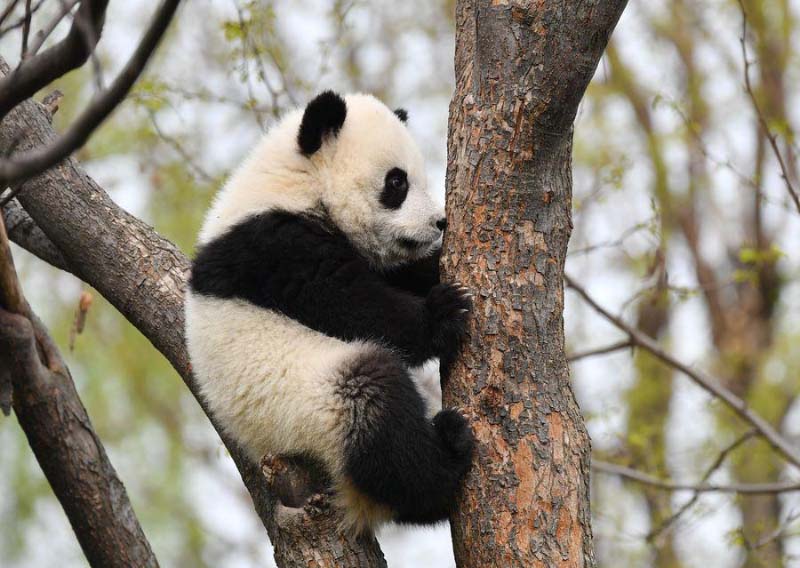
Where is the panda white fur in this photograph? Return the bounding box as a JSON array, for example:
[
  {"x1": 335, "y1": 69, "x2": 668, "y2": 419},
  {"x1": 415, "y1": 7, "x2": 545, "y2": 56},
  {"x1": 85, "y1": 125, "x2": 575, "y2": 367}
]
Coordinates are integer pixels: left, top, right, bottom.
[{"x1": 185, "y1": 91, "x2": 474, "y2": 533}]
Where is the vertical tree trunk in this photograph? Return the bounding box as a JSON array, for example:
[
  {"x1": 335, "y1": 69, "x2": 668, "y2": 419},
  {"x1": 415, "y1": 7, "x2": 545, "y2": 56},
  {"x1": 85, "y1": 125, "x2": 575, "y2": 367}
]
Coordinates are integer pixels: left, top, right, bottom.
[{"x1": 442, "y1": 2, "x2": 627, "y2": 566}]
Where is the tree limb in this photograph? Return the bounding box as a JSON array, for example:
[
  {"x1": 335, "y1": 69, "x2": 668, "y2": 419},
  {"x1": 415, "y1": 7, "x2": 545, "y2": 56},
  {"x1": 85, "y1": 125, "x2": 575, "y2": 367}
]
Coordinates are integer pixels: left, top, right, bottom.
[
  {"x1": 27, "y1": 0, "x2": 82, "y2": 58},
  {"x1": 0, "y1": 214, "x2": 159, "y2": 568},
  {"x1": 2, "y1": 197, "x2": 70, "y2": 271},
  {"x1": 0, "y1": 0, "x2": 109, "y2": 119},
  {"x1": 0, "y1": 0, "x2": 182, "y2": 187},
  {"x1": 0, "y1": 61, "x2": 386, "y2": 568}
]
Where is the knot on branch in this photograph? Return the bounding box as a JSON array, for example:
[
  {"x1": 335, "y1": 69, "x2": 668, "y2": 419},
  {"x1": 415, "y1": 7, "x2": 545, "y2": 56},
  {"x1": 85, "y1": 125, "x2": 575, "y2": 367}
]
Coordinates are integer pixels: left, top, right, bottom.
[
  {"x1": 41, "y1": 89, "x2": 63, "y2": 121},
  {"x1": 260, "y1": 453, "x2": 340, "y2": 531}
]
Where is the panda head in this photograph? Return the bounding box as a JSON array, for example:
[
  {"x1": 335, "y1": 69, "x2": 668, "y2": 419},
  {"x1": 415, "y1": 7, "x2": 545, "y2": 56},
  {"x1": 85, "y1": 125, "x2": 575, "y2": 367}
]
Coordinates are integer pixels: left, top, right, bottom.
[{"x1": 297, "y1": 91, "x2": 445, "y2": 269}]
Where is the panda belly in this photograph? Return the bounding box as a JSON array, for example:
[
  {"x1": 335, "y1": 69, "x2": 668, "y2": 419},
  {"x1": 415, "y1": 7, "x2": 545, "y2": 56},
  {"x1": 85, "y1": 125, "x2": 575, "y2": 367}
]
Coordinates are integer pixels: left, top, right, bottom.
[
  {"x1": 187, "y1": 293, "x2": 357, "y2": 465},
  {"x1": 185, "y1": 292, "x2": 399, "y2": 529}
]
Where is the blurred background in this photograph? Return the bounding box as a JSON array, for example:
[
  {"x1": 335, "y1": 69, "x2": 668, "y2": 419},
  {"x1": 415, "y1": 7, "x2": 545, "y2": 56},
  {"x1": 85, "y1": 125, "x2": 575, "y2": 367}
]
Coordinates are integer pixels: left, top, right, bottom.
[{"x1": 2, "y1": 0, "x2": 800, "y2": 566}]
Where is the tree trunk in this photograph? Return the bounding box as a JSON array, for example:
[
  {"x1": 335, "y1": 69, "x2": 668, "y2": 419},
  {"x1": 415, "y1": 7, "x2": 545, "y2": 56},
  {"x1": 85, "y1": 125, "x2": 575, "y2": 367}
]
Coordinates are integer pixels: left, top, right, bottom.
[{"x1": 442, "y1": 2, "x2": 628, "y2": 566}]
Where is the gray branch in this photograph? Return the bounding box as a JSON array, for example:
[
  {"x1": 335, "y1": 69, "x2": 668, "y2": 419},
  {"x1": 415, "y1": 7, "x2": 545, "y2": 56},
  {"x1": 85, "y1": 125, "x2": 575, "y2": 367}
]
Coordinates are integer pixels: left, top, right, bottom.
[
  {"x1": 3, "y1": 197, "x2": 69, "y2": 271},
  {"x1": 0, "y1": 214, "x2": 158, "y2": 567},
  {"x1": 0, "y1": 0, "x2": 109, "y2": 119},
  {"x1": 0, "y1": 0, "x2": 182, "y2": 187}
]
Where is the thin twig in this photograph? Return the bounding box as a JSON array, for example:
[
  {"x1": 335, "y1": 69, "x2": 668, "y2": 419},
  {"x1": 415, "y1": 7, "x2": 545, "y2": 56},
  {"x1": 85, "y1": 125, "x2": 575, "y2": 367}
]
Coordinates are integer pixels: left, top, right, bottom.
[
  {"x1": 0, "y1": 0, "x2": 21, "y2": 31},
  {"x1": 568, "y1": 220, "x2": 653, "y2": 257},
  {"x1": 20, "y1": 0, "x2": 32, "y2": 59},
  {"x1": 146, "y1": 110, "x2": 214, "y2": 183},
  {"x1": 568, "y1": 340, "x2": 632, "y2": 362},
  {"x1": 593, "y1": 459, "x2": 800, "y2": 494},
  {"x1": 0, "y1": 0, "x2": 44, "y2": 37},
  {"x1": 0, "y1": 0, "x2": 184, "y2": 187},
  {"x1": 647, "y1": 430, "x2": 757, "y2": 540},
  {"x1": 0, "y1": 0, "x2": 109, "y2": 120},
  {"x1": 565, "y1": 273, "x2": 800, "y2": 468},
  {"x1": 28, "y1": 0, "x2": 81, "y2": 57},
  {"x1": 751, "y1": 510, "x2": 800, "y2": 551},
  {"x1": 72, "y1": 0, "x2": 104, "y2": 89},
  {"x1": 231, "y1": 0, "x2": 269, "y2": 128},
  {"x1": 737, "y1": 0, "x2": 800, "y2": 214}
]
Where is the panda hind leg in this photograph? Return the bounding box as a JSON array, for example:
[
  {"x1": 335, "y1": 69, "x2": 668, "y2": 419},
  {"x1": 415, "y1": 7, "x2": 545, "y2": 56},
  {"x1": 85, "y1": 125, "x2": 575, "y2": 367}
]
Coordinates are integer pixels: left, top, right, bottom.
[{"x1": 336, "y1": 347, "x2": 474, "y2": 526}]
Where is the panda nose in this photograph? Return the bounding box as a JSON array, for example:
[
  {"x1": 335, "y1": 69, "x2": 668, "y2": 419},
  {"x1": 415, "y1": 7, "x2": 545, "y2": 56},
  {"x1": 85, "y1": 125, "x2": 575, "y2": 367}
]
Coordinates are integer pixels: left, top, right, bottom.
[{"x1": 436, "y1": 217, "x2": 447, "y2": 231}]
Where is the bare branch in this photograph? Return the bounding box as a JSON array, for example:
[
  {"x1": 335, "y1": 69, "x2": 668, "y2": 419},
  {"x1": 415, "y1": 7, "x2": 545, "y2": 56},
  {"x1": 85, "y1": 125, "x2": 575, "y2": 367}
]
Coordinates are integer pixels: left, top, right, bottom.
[
  {"x1": 0, "y1": 0, "x2": 182, "y2": 187},
  {"x1": 0, "y1": 0, "x2": 109, "y2": 119},
  {"x1": 147, "y1": 109, "x2": 214, "y2": 183},
  {"x1": 593, "y1": 459, "x2": 800, "y2": 495},
  {"x1": 568, "y1": 339, "x2": 632, "y2": 362},
  {"x1": 0, "y1": 0, "x2": 44, "y2": 37},
  {"x1": 20, "y1": 0, "x2": 32, "y2": 59},
  {"x1": 72, "y1": 0, "x2": 104, "y2": 89},
  {"x1": 565, "y1": 273, "x2": 800, "y2": 468},
  {"x1": 1, "y1": 198, "x2": 70, "y2": 271},
  {"x1": 0, "y1": 215, "x2": 159, "y2": 568},
  {"x1": 0, "y1": 0, "x2": 21, "y2": 31},
  {"x1": 737, "y1": 0, "x2": 800, "y2": 214},
  {"x1": 28, "y1": 0, "x2": 82, "y2": 57},
  {"x1": 647, "y1": 430, "x2": 757, "y2": 540}
]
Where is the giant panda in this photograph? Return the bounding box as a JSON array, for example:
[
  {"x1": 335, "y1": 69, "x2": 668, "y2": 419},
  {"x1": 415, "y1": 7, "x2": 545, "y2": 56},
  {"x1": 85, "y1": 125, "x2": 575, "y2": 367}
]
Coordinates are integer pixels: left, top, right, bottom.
[{"x1": 185, "y1": 91, "x2": 474, "y2": 533}]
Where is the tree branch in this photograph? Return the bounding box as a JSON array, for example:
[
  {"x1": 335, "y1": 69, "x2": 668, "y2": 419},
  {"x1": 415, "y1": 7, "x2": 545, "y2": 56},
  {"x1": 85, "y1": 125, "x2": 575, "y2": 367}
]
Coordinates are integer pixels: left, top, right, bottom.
[
  {"x1": 564, "y1": 273, "x2": 800, "y2": 469},
  {"x1": 20, "y1": 0, "x2": 32, "y2": 59},
  {"x1": 0, "y1": 0, "x2": 22, "y2": 31},
  {"x1": 0, "y1": 215, "x2": 158, "y2": 568},
  {"x1": 27, "y1": 0, "x2": 82, "y2": 58},
  {"x1": 0, "y1": 0, "x2": 109, "y2": 119},
  {"x1": 0, "y1": 0, "x2": 182, "y2": 187},
  {"x1": 646, "y1": 429, "x2": 757, "y2": 540},
  {"x1": 2, "y1": 197, "x2": 70, "y2": 271},
  {"x1": 593, "y1": 460, "x2": 800, "y2": 495},
  {"x1": 568, "y1": 339, "x2": 632, "y2": 362},
  {"x1": 0, "y1": 63, "x2": 386, "y2": 568}
]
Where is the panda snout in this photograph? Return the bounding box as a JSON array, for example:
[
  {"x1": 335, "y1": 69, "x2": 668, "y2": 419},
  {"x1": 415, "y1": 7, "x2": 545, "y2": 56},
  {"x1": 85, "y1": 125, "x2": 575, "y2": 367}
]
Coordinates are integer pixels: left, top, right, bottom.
[{"x1": 435, "y1": 217, "x2": 447, "y2": 232}]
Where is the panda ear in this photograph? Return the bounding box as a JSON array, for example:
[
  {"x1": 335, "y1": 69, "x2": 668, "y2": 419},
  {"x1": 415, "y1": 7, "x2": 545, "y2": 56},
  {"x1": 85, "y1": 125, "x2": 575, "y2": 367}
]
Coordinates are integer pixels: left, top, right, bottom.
[
  {"x1": 394, "y1": 108, "x2": 408, "y2": 123},
  {"x1": 298, "y1": 91, "x2": 347, "y2": 156}
]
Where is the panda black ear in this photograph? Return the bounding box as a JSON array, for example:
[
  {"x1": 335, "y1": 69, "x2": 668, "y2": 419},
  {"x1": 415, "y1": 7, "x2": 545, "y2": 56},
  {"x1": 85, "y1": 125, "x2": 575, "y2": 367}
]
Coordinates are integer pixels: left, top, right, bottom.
[
  {"x1": 394, "y1": 108, "x2": 408, "y2": 123},
  {"x1": 298, "y1": 91, "x2": 347, "y2": 156}
]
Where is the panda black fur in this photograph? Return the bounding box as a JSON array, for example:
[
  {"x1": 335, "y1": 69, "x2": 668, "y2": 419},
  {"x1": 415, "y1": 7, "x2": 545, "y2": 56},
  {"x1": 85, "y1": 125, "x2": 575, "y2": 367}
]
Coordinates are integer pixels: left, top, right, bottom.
[{"x1": 185, "y1": 91, "x2": 474, "y2": 533}]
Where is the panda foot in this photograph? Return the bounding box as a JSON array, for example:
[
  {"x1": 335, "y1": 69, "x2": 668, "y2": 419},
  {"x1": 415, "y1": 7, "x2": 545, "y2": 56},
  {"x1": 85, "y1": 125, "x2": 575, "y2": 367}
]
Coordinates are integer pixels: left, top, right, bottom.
[{"x1": 433, "y1": 409, "x2": 475, "y2": 464}]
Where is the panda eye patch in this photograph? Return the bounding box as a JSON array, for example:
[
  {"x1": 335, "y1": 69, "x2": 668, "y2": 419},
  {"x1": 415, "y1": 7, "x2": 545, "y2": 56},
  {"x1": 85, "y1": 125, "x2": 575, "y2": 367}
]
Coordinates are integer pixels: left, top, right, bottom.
[{"x1": 380, "y1": 168, "x2": 409, "y2": 210}]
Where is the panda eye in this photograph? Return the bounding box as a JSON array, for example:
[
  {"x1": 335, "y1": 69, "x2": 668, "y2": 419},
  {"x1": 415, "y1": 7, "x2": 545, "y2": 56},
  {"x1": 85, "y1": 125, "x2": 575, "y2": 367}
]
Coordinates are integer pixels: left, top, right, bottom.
[{"x1": 380, "y1": 168, "x2": 409, "y2": 210}]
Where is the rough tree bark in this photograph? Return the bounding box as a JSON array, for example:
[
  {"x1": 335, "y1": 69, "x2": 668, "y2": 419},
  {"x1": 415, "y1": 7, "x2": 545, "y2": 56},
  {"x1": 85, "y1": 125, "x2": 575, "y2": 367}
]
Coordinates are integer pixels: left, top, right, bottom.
[
  {"x1": 0, "y1": 217, "x2": 158, "y2": 568},
  {"x1": 441, "y1": 2, "x2": 628, "y2": 566},
  {"x1": 0, "y1": 67, "x2": 385, "y2": 567}
]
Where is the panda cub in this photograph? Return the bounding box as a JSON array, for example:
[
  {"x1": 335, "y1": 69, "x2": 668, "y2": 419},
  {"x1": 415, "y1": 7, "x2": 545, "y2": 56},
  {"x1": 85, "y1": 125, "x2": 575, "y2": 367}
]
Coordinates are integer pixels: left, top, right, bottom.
[{"x1": 185, "y1": 91, "x2": 474, "y2": 533}]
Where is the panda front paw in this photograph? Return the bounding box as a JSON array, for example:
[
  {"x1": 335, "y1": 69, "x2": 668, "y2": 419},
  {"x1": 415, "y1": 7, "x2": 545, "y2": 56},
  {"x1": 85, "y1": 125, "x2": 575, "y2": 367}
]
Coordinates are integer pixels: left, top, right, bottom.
[{"x1": 426, "y1": 282, "x2": 472, "y2": 361}]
